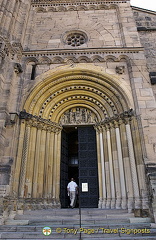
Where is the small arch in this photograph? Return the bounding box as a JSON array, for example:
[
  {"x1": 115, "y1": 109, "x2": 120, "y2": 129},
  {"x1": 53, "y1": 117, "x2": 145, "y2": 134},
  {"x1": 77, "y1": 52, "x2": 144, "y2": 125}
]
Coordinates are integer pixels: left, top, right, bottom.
[
  {"x1": 78, "y1": 56, "x2": 90, "y2": 63},
  {"x1": 109, "y1": 4, "x2": 118, "y2": 10},
  {"x1": 47, "y1": 7, "x2": 56, "y2": 12},
  {"x1": 57, "y1": 6, "x2": 67, "y2": 12},
  {"x1": 91, "y1": 55, "x2": 104, "y2": 62},
  {"x1": 118, "y1": 55, "x2": 130, "y2": 62},
  {"x1": 25, "y1": 57, "x2": 38, "y2": 65},
  {"x1": 105, "y1": 55, "x2": 118, "y2": 62},
  {"x1": 38, "y1": 56, "x2": 52, "y2": 64},
  {"x1": 88, "y1": 5, "x2": 97, "y2": 10},
  {"x1": 35, "y1": 7, "x2": 46, "y2": 13},
  {"x1": 64, "y1": 57, "x2": 78, "y2": 64},
  {"x1": 52, "y1": 57, "x2": 64, "y2": 64},
  {"x1": 67, "y1": 6, "x2": 76, "y2": 11},
  {"x1": 77, "y1": 5, "x2": 87, "y2": 11},
  {"x1": 98, "y1": 4, "x2": 108, "y2": 10}
]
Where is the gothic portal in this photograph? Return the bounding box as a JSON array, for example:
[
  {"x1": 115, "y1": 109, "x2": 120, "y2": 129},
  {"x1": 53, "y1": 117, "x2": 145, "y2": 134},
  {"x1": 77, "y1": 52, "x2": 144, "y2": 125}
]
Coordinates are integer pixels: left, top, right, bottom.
[{"x1": 0, "y1": 0, "x2": 156, "y2": 222}]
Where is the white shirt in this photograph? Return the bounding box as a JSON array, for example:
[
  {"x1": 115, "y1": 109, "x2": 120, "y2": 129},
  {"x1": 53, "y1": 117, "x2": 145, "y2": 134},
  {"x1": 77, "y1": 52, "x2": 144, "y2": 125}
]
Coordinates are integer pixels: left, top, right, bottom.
[{"x1": 67, "y1": 181, "x2": 78, "y2": 192}]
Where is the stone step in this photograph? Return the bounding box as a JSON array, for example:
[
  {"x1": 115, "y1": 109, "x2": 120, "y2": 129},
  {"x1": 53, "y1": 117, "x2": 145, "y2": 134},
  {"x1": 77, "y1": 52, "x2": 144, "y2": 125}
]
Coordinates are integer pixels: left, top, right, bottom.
[
  {"x1": 0, "y1": 229, "x2": 156, "y2": 239},
  {"x1": 2, "y1": 208, "x2": 154, "y2": 240},
  {"x1": 0, "y1": 223, "x2": 152, "y2": 231},
  {"x1": 15, "y1": 214, "x2": 134, "y2": 220},
  {"x1": 1, "y1": 238, "x2": 156, "y2": 240}
]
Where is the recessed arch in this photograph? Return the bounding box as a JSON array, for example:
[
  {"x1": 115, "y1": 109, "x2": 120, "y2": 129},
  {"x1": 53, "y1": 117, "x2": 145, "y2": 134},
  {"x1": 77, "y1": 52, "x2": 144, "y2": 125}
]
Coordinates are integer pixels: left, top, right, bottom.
[
  {"x1": 24, "y1": 64, "x2": 133, "y2": 122},
  {"x1": 13, "y1": 64, "x2": 148, "y2": 211}
]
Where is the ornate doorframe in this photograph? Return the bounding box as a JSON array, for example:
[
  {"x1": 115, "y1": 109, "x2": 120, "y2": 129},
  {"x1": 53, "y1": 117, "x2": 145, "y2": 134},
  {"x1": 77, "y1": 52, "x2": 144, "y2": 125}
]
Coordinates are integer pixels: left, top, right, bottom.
[{"x1": 11, "y1": 64, "x2": 149, "y2": 211}]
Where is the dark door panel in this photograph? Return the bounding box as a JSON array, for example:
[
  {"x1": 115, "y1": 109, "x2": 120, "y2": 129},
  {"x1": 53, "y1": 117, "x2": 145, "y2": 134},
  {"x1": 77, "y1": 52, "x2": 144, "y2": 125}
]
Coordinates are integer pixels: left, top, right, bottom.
[
  {"x1": 60, "y1": 130, "x2": 69, "y2": 208},
  {"x1": 78, "y1": 126, "x2": 99, "y2": 208}
]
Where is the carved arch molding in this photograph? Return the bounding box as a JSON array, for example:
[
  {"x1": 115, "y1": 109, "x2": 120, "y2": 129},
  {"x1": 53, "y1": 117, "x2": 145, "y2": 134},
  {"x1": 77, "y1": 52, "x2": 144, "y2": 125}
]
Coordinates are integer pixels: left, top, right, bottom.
[{"x1": 12, "y1": 66, "x2": 149, "y2": 210}]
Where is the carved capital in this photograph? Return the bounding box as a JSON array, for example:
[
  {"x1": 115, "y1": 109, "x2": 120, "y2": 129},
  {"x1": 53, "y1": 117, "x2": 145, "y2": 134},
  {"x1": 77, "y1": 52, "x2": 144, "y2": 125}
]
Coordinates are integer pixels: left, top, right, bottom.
[{"x1": 20, "y1": 110, "x2": 62, "y2": 132}]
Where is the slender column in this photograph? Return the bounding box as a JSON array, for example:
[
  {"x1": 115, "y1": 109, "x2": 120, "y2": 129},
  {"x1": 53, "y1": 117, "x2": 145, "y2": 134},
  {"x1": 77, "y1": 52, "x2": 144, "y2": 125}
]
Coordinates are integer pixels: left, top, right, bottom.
[
  {"x1": 125, "y1": 122, "x2": 141, "y2": 209},
  {"x1": 12, "y1": 120, "x2": 26, "y2": 197},
  {"x1": 131, "y1": 117, "x2": 149, "y2": 209},
  {"x1": 103, "y1": 127, "x2": 111, "y2": 209},
  {"x1": 111, "y1": 124, "x2": 121, "y2": 209},
  {"x1": 115, "y1": 123, "x2": 127, "y2": 209},
  {"x1": 95, "y1": 130, "x2": 103, "y2": 208},
  {"x1": 43, "y1": 129, "x2": 51, "y2": 198},
  {"x1": 52, "y1": 133, "x2": 58, "y2": 203},
  {"x1": 19, "y1": 124, "x2": 31, "y2": 197},
  {"x1": 48, "y1": 131, "x2": 55, "y2": 199},
  {"x1": 37, "y1": 126, "x2": 47, "y2": 198},
  {"x1": 25, "y1": 124, "x2": 37, "y2": 198},
  {"x1": 106, "y1": 125, "x2": 115, "y2": 209},
  {"x1": 120, "y1": 122, "x2": 134, "y2": 212},
  {"x1": 32, "y1": 127, "x2": 42, "y2": 198},
  {"x1": 99, "y1": 129, "x2": 106, "y2": 208},
  {"x1": 55, "y1": 131, "x2": 62, "y2": 205}
]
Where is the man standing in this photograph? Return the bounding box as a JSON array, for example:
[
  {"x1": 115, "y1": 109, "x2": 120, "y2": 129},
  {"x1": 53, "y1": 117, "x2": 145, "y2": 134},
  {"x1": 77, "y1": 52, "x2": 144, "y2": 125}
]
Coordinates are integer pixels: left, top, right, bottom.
[{"x1": 67, "y1": 178, "x2": 78, "y2": 208}]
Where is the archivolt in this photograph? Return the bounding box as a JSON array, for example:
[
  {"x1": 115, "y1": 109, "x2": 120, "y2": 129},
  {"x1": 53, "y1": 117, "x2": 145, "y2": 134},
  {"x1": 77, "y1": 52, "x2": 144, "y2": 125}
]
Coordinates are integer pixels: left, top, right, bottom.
[{"x1": 23, "y1": 64, "x2": 133, "y2": 123}]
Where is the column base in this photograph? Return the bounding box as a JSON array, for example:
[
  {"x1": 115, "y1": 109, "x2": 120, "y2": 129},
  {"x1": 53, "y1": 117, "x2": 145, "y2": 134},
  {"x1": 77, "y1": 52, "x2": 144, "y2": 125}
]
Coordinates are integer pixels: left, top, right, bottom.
[{"x1": 98, "y1": 199, "x2": 103, "y2": 208}]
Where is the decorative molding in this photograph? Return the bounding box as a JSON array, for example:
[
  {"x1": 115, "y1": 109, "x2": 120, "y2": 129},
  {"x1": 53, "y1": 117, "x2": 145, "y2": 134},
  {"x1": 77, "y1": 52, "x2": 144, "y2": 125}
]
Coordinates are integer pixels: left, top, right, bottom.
[
  {"x1": 19, "y1": 110, "x2": 62, "y2": 132},
  {"x1": 95, "y1": 108, "x2": 135, "y2": 129},
  {"x1": 31, "y1": 0, "x2": 129, "y2": 7},
  {"x1": 23, "y1": 47, "x2": 144, "y2": 65},
  {"x1": 38, "y1": 85, "x2": 118, "y2": 119}
]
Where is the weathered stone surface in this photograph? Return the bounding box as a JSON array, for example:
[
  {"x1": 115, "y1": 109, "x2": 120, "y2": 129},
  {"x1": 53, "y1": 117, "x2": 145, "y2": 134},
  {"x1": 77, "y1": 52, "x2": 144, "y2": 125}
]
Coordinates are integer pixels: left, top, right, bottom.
[{"x1": 0, "y1": 0, "x2": 156, "y2": 228}]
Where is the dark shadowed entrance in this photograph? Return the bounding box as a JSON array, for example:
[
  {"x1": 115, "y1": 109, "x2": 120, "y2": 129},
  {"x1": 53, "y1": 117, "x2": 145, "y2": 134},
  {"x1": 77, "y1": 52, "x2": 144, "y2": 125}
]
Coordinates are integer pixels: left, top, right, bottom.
[{"x1": 60, "y1": 126, "x2": 99, "y2": 208}]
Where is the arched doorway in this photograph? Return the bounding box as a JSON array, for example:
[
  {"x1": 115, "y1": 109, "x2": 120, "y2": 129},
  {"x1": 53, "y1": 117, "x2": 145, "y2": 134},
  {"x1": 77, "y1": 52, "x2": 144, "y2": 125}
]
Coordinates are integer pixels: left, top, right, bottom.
[{"x1": 11, "y1": 64, "x2": 149, "y2": 211}]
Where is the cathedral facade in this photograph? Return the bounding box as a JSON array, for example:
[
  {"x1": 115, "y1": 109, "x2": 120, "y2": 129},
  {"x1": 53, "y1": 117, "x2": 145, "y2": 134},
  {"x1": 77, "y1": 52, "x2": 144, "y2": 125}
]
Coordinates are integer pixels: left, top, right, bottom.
[{"x1": 0, "y1": 0, "x2": 156, "y2": 222}]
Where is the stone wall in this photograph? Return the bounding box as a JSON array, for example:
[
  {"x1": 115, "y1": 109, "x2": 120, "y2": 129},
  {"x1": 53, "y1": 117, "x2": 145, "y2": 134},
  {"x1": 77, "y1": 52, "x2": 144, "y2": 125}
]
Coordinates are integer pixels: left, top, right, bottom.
[{"x1": 133, "y1": 8, "x2": 156, "y2": 72}]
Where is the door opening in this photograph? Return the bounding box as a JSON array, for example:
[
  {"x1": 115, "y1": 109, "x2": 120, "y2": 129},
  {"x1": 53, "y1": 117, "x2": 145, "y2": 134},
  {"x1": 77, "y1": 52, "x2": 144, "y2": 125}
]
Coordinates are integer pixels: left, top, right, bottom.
[{"x1": 60, "y1": 126, "x2": 99, "y2": 208}]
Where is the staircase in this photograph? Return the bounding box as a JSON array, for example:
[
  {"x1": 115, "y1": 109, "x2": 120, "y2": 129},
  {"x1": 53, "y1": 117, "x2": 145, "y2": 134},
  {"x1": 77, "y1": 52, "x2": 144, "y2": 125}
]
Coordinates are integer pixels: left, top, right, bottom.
[{"x1": 0, "y1": 208, "x2": 156, "y2": 239}]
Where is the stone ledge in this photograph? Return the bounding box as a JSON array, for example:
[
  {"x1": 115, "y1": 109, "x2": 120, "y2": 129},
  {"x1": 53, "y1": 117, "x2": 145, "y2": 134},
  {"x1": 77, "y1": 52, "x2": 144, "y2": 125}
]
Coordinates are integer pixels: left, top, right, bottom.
[
  {"x1": 5, "y1": 220, "x2": 29, "y2": 225},
  {"x1": 130, "y1": 217, "x2": 151, "y2": 223}
]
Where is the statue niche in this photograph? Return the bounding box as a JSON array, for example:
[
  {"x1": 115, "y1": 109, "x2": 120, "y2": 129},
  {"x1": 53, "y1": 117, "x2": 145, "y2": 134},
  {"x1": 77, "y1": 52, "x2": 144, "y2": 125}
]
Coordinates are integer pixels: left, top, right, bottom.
[{"x1": 60, "y1": 107, "x2": 97, "y2": 125}]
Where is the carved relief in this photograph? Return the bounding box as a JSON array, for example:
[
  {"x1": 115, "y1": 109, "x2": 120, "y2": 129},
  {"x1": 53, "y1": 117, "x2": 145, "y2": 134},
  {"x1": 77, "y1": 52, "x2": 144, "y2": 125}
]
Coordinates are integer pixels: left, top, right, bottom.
[
  {"x1": 95, "y1": 108, "x2": 135, "y2": 131},
  {"x1": 60, "y1": 107, "x2": 97, "y2": 125},
  {"x1": 14, "y1": 63, "x2": 23, "y2": 74},
  {"x1": 19, "y1": 110, "x2": 62, "y2": 133},
  {"x1": 115, "y1": 66, "x2": 125, "y2": 74}
]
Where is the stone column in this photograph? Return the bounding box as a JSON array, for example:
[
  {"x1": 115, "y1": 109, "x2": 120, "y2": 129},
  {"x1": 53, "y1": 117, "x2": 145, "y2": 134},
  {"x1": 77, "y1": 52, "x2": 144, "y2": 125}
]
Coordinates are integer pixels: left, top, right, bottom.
[
  {"x1": 99, "y1": 128, "x2": 106, "y2": 208},
  {"x1": 95, "y1": 130, "x2": 103, "y2": 208},
  {"x1": 102, "y1": 126, "x2": 111, "y2": 209},
  {"x1": 111, "y1": 123, "x2": 121, "y2": 209},
  {"x1": 19, "y1": 124, "x2": 31, "y2": 198},
  {"x1": 43, "y1": 129, "x2": 50, "y2": 198},
  {"x1": 52, "y1": 133, "x2": 58, "y2": 203},
  {"x1": 120, "y1": 121, "x2": 134, "y2": 212},
  {"x1": 125, "y1": 121, "x2": 141, "y2": 209},
  {"x1": 25, "y1": 123, "x2": 37, "y2": 198},
  {"x1": 32, "y1": 126, "x2": 42, "y2": 198},
  {"x1": 115, "y1": 121, "x2": 127, "y2": 209},
  {"x1": 106, "y1": 124, "x2": 116, "y2": 209},
  {"x1": 12, "y1": 120, "x2": 26, "y2": 196},
  {"x1": 131, "y1": 117, "x2": 149, "y2": 209},
  {"x1": 47, "y1": 130, "x2": 55, "y2": 199},
  {"x1": 37, "y1": 126, "x2": 47, "y2": 198},
  {"x1": 55, "y1": 131, "x2": 62, "y2": 205}
]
